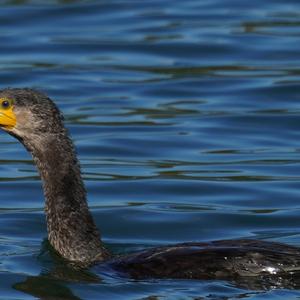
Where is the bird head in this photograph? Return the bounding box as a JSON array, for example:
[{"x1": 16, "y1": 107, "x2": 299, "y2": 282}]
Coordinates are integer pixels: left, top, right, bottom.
[{"x1": 0, "y1": 89, "x2": 64, "y2": 140}]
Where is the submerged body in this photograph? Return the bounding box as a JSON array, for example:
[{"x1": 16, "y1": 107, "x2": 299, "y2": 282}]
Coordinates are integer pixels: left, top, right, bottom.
[
  {"x1": 108, "y1": 239, "x2": 300, "y2": 280},
  {"x1": 0, "y1": 88, "x2": 300, "y2": 284}
]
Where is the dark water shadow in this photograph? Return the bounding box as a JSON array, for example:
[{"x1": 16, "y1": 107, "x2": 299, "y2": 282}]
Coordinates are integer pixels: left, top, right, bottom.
[{"x1": 13, "y1": 240, "x2": 100, "y2": 300}]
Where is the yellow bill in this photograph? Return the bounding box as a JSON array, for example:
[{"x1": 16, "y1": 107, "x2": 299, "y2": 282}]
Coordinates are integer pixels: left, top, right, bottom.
[{"x1": 0, "y1": 99, "x2": 16, "y2": 130}]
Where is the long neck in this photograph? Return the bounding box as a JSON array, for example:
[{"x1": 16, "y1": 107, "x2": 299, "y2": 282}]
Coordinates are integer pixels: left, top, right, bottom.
[{"x1": 21, "y1": 130, "x2": 110, "y2": 264}]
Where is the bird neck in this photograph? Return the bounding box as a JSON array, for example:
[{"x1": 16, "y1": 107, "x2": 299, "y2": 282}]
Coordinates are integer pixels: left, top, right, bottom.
[{"x1": 21, "y1": 130, "x2": 111, "y2": 265}]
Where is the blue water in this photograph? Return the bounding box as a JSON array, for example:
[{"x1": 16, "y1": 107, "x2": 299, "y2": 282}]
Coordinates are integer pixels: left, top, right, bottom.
[{"x1": 0, "y1": 0, "x2": 300, "y2": 298}]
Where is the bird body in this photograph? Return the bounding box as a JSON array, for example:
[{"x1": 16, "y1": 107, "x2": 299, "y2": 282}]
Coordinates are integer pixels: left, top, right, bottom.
[
  {"x1": 0, "y1": 88, "x2": 300, "y2": 284},
  {"x1": 109, "y1": 239, "x2": 300, "y2": 279}
]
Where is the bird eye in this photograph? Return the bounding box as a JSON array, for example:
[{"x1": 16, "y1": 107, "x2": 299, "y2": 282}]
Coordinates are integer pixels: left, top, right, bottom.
[{"x1": 1, "y1": 100, "x2": 10, "y2": 109}]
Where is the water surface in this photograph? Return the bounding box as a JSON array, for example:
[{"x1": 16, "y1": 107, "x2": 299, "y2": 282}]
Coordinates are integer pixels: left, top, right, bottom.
[{"x1": 0, "y1": 0, "x2": 300, "y2": 299}]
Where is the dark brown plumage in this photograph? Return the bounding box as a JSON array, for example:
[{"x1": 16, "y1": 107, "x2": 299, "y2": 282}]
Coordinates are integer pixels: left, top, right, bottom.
[
  {"x1": 1, "y1": 88, "x2": 300, "y2": 286},
  {"x1": 0, "y1": 88, "x2": 110, "y2": 264}
]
